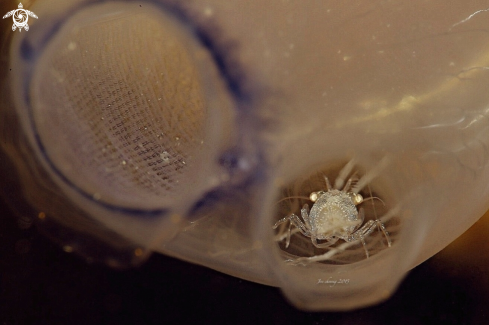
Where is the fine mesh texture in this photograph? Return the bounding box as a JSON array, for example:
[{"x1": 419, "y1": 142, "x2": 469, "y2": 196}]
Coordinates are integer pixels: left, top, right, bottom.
[{"x1": 31, "y1": 9, "x2": 209, "y2": 209}]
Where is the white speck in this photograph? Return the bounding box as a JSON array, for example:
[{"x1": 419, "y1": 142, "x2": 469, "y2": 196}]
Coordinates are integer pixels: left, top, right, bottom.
[
  {"x1": 93, "y1": 193, "x2": 101, "y2": 200},
  {"x1": 203, "y1": 7, "x2": 214, "y2": 17},
  {"x1": 343, "y1": 55, "x2": 352, "y2": 61},
  {"x1": 68, "y1": 42, "x2": 77, "y2": 50},
  {"x1": 160, "y1": 151, "x2": 170, "y2": 163},
  {"x1": 121, "y1": 160, "x2": 127, "y2": 165},
  {"x1": 449, "y1": 62, "x2": 455, "y2": 67}
]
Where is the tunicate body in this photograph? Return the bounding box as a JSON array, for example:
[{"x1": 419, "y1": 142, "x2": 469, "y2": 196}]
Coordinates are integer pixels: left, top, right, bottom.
[{"x1": 2, "y1": 0, "x2": 489, "y2": 310}]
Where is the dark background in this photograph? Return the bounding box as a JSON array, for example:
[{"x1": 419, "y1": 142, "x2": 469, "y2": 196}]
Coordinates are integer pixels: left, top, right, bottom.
[{"x1": 1, "y1": 196, "x2": 489, "y2": 325}]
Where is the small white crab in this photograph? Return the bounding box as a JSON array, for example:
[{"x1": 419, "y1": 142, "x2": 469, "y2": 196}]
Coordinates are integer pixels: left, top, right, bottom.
[{"x1": 273, "y1": 163, "x2": 392, "y2": 258}]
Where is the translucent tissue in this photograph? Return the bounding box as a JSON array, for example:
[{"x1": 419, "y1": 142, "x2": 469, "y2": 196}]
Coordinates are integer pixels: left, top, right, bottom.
[{"x1": 2, "y1": 0, "x2": 489, "y2": 310}]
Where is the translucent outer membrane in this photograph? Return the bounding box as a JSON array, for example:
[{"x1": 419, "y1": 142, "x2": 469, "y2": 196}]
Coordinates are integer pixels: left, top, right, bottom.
[{"x1": 2, "y1": 0, "x2": 489, "y2": 310}]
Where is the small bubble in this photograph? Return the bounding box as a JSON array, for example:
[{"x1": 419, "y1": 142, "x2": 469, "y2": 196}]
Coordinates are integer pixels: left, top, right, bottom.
[
  {"x1": 121, "y1": 160, "x2": 127, "y2": 165},
  {"x1": 204, "y1": 7, "x2": 214, "y2": 17},
  {"x1": 134, "y1": 248, "x2": 144, "y2": 257},
  {"x1": 18, "y1": 216, "x2": 33, "y2": 229}
]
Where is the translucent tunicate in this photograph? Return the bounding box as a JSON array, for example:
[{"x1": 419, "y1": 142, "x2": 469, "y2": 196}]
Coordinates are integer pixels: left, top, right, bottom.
[{"x1": 2, "y1": 0, "x2": 489, "y2": 311}]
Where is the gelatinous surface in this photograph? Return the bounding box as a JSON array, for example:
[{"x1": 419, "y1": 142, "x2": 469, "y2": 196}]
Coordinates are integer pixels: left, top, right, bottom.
[{"x1": 2, "y1": 0, "x2": 489, "y2": 311}]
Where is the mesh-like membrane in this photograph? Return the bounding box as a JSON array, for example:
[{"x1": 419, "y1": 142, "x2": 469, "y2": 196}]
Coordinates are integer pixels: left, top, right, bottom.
[{"x1": 31, "y1": 8, "x2": 210, "y2": 209}]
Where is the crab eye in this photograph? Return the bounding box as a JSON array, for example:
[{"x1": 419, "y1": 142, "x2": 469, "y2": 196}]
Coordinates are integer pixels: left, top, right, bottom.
[
  {"x1": 349, "y1": 193, "x2": 363, "y2": 205},
  {"x1": 309, "y1": 192, "x2": 318, "y2": 202}
]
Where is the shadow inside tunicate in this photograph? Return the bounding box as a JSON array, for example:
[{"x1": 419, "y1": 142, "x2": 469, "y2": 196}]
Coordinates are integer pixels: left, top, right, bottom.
[{"x1": 273, "y1": 161, "x2": 400, "y2": 265}]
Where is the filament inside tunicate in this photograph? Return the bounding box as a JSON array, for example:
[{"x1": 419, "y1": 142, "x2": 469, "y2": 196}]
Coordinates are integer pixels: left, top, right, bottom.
[{"x1": 273, "y1": 161, "x2": 400, "y2": 265}]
